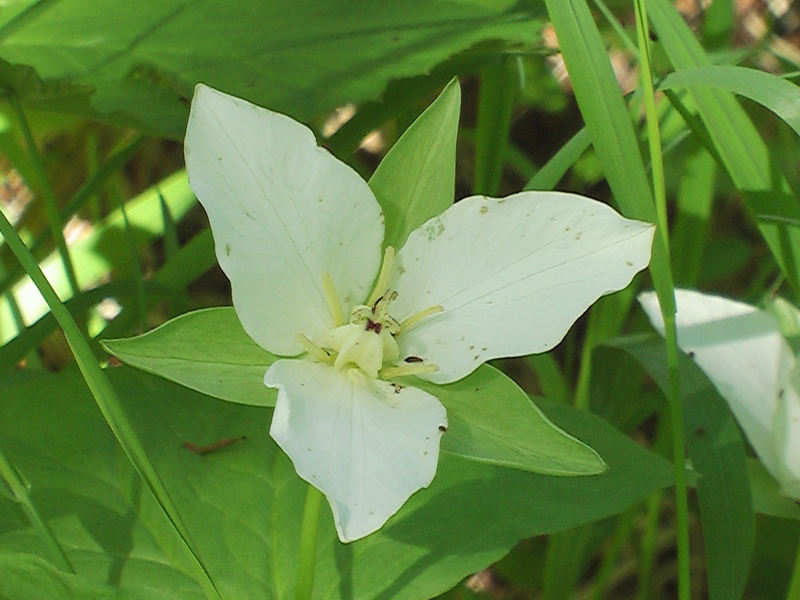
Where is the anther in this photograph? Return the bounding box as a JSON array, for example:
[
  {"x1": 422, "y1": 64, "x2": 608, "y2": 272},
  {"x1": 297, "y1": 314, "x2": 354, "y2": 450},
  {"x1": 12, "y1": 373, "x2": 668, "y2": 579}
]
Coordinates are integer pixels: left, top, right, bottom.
[
  {"x1": 380, "y1": 363, "x2": 440, "y2": 379},
  {"x1": 296, "y1": 333, "x2": 334, "y2": 364},
  {"x1": 399, "y1": 305, "x2": 444, "y2": 333},
  {"x1": 322, "y1": 272, "x2": 344, "y2": 327}
]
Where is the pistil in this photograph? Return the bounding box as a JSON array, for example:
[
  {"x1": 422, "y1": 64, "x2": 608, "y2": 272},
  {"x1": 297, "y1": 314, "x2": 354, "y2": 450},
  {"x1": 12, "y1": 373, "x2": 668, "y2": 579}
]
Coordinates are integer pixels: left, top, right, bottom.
[{"x1": 300, "y1": 252, "x2": 444, "y2": 380}]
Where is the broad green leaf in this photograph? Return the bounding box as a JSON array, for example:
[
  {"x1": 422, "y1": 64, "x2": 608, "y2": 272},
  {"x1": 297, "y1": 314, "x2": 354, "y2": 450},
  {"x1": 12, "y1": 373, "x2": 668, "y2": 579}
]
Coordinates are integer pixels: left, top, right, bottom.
[
  {"x1": 0, "y1": 204, "x2": 220, "y2": 599},
  {"x1": 0, "y1": 552, "x2": 115, "y2": 600},
  {"x1": 103, "y1": 308, "x2": 277, "y2": 408},
  {"x1": 369, "y1": 78, "x2": 460, "y2": 250},
  {"x1": 418, "y1": 368, "x2": 606, "y2": 475},
  {"x1": 608, "y1": 332, "x2": 755, "y2": 600},
  {"x1": 0, "y1": 367, "x2": 673, "y2": 599},
  {"x1": 0, "y1": 1, "x2": 546, "y2": 138},
  {"x1": 104, "y1": 308, "x2": 604, "y2": 474},
  {"x1": 660, "y1": 66, "x2": 800, "y2": 138}
]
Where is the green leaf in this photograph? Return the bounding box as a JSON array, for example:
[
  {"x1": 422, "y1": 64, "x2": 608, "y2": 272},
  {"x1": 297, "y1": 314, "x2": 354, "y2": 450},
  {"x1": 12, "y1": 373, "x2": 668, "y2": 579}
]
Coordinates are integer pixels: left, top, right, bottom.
[
  {"x1": 659, "y1": 66, "x2": 800, "y2": 138},
  {"x1": 105, "y1": 308, "x2": 604, "y2": 474},
  {"x1": 542, "y1": 0, "x2": 654, "y2": 223},
  {"x1": 369, "y1": 78, "x2": 460, "y2": 250},
  {"x1": 542, "y1": 0, "x2": 675, "y2": 327},
  {"x1": 0, "y1": 552, "x2": 115, "y2": 600},
  {"x1": 748, "y1": 459, "x2": 800, "y2": 521},
  {"x1": 649, "y1": 0, "x2": 800, "y2": 293},
  {"x1": 0, "y1": 367, "x2": 672, "y2": 599},
  {"x1": 103, "y1": 308, "x2": 277, "y2": 408},
  {"x1": 0, "y1": 203, "x2": 220, "y2": 599},
  {"x1": 0, "y1": 1, "x2": 545, "y2": 138},
  {"x1": 473, "y1": 56, "x2": 516, "y2": 196},
  {"x1": 607, "y1": 332, "x2": 755, "y2": 600},
  {"x1": 418, "y1": 367, "x2": 606, "y2": 475}
]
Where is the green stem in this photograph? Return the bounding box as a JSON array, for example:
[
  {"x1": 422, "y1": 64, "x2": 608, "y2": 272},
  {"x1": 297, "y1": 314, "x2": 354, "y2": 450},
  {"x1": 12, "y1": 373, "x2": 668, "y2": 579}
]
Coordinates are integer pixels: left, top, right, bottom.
[
  {"x1": 295, "y1": 484, "x2": 324, "y2": 600},
  {"x1": 0, "y1": 209, "x2": 221, "y2": 600},
  {"x1": 787, "y1": 538, "x2": 800, "y2": 600},
  {"x1": 633, "y1": 1, "x2": 689, "y2": 598},
  {"x1": 0, "y1": 449, "x2": 74, "y2": 573}
]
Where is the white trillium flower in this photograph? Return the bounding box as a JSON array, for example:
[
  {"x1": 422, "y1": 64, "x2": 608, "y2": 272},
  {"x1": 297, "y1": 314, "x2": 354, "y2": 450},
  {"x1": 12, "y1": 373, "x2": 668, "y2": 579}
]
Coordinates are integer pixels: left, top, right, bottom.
[
  {"x1": 639, "y1": 289, "x2": 800, "y2": 501},
  {"x1": 184, "y1": 84, "x2": 656, "y2": 542}
]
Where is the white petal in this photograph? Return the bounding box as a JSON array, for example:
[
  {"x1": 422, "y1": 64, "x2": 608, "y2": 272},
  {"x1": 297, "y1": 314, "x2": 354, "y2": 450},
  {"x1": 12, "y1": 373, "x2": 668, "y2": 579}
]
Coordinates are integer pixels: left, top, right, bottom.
[
  {"x1": 184, "y1": 85, "x2": 383, "y2": 356},
  {"x1": 265, "y1": 360, "x2": 447, "y2": 542},
  {"x1": 391, "y1": 192, "x2": 654, "y2": 383},
  {"x1": 773, "y1": 384, "x2": 800, "y2": 500},
  {"x1": 639, "y1": 289, "x2": 793, "y2": 478}
]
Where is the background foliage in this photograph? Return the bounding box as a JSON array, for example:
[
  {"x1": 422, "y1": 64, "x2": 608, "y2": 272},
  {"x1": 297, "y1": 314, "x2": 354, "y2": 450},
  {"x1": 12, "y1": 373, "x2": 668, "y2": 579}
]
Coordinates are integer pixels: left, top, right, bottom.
[{"x1": 1, "y1": 0, "x2": 800, "y2": 598}]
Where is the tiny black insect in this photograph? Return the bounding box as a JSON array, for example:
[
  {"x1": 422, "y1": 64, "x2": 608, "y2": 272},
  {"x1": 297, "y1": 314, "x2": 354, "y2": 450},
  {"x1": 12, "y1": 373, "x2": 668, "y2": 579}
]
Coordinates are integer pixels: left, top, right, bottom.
[
  {"x1": 404, "y1": 356, "x2": 424, "y2": 363},
  {"x1": 438, "y1": 425, "x2": 448, "y2": 432}
]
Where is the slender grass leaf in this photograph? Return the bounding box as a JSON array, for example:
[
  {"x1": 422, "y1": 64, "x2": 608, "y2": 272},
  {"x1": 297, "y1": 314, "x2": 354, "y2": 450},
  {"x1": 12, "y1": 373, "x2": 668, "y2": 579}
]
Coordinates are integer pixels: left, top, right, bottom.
[
  {"x1": 0, "y1": 170, "x2": 195, "y2": 343},
  {"x1": 660, "y1": 66, "x2": 800, "y2": 138},
  {"x1": 473, "y1": 56, "x2": 516, "y2": 195},
  {"x1": 649, "y1": 0, "x2": 800, "y2": 293}
]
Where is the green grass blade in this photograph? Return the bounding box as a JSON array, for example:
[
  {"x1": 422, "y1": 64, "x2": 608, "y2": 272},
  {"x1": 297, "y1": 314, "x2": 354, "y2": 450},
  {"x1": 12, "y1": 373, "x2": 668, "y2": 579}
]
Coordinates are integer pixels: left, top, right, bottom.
[
  {"x1": 660, "y1": 66, "x2": 800, "y2": 137},
  {"x1": 474, "y1": 56, "x2": 517, "y2": 195},
  {"x1": 649, "y1": 0, "x2": 800, "y2": 295},
  {"x1": 0, "y1": 135, "x2": 145, "y2": 297},
  {"x1": 524, "y1": 128, "x2": 590, "y2": 191},
  {"x1": 9, "y1": 94, "x2": 79, "y2": 298},
  {"x1": 0, "y1": 210, "x2": 221, "y2": 600},
  {"x1": 544, "y1": 1, "x2": 688, "y2": 597}
]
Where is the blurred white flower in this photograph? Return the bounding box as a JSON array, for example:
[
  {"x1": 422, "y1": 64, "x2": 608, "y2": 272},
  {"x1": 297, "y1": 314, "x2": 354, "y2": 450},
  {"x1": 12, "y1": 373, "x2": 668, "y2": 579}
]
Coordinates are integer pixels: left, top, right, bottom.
[{"x1": 639, "y1": 289, "x2": 800, "y2": 501}]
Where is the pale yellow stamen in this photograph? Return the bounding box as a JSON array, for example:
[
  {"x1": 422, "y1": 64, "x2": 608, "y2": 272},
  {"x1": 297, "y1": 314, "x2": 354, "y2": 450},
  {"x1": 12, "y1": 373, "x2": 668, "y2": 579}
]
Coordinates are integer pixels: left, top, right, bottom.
[
  {"x1": 380, "y1": 363, "x2": 439, "y2": 379},
  {"x1": 366, "y1": 246, "x2": 395, "y2": 307},
  {"x1": 399, "y1": 305, "x2": 444, "y2": 333},
  {"x1": 322, "y1": 272, "x2": 344, "y2": 327},
  {"x1": 296, "y1": 333, "x2": 334, "y2": 364}
]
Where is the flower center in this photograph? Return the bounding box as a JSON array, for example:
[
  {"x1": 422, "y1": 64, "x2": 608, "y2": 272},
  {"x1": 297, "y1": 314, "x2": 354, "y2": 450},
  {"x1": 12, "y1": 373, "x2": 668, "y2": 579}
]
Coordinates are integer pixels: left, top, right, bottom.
[{"x1": 296, "y1": 246, "x2": 442, "y2": 380}]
